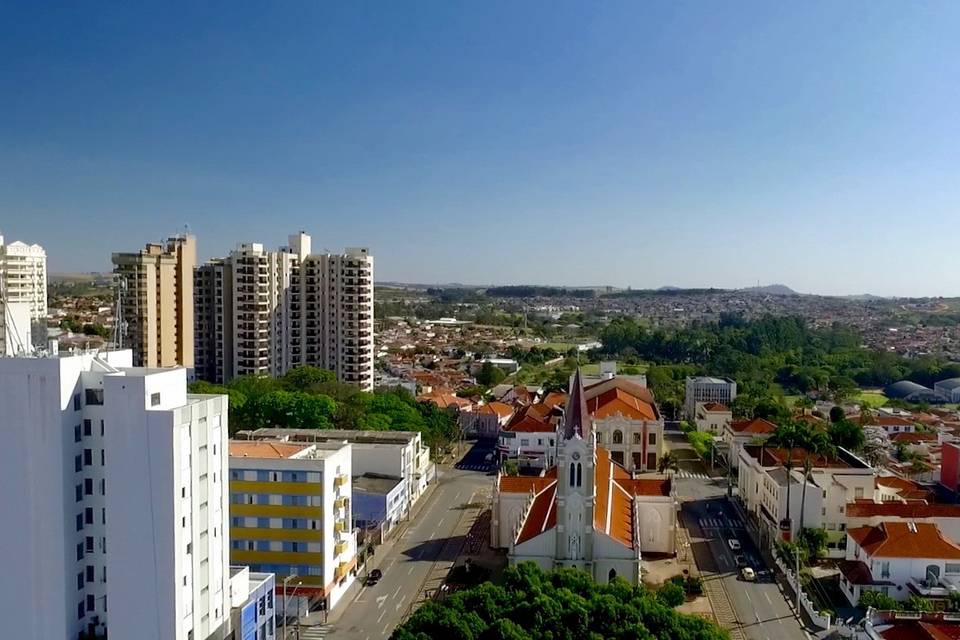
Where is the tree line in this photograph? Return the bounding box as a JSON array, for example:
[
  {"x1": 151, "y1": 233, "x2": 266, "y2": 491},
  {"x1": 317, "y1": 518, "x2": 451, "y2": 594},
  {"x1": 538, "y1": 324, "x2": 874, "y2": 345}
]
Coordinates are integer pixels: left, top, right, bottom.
[
  {"x1": 189, "y1": 366, "x2": 460, "y2": 456},
  {"x1": 391, "y1": 562, "x2": 728, "y2": 640}
]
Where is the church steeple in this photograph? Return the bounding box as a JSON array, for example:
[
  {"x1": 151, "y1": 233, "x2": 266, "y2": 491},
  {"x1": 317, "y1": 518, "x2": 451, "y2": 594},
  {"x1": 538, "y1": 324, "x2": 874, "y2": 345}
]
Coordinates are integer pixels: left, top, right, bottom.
[{"x1": 562, "y1": 368, "x2": 589, "y2": 440}]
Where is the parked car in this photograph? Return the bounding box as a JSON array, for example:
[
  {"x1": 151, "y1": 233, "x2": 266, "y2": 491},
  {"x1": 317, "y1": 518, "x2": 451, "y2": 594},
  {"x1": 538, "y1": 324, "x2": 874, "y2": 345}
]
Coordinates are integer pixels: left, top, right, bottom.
[
  {"x1": 727, "y1": 539, "x2": 741, "y2": 551},
  {"x1": 366, "y1": 568, "x2": 383, "y2": 586},
  {"x1": 740, "y1": 566, "x2": 756, "y2": 581}
]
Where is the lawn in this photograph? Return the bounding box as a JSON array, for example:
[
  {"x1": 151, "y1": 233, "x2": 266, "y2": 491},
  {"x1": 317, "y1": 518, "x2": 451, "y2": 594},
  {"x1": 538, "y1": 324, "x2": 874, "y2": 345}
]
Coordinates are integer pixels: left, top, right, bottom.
[{"x1": 853, "y1": 390, "x2": 888, "y2": 408}]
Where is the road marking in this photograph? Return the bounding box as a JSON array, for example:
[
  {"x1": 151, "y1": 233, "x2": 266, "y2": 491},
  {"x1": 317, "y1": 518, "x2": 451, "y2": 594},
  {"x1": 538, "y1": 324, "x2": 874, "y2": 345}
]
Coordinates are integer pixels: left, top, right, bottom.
[
  {"x1": 396, "y1": 595, "x2": 406, "y2": 610},
  {"x1": 376, "y1": 595, "x2": 387, "y2": 609},
  {"x1": 437, "y1": 516, "x2": 445, "y2": 528},
  {"x1": 377, "y1": 609, "x2": 386, "y2": 623},
  {"x1": 744, "y1": 590, "x2": 751, "y2": 602},
  {"x1": 407, "y1": 566, "x2": 415, "y2": 575},
  {"x1": 393, "y1": 585, "x2": 402, "y2": 598},
  {"x1": 453, "y1": 491, "x2": 462, "y2": 502},
  {"x1": 764, "y1": 592, "x2": 772, "y2": 605},
  {"x1": 429, "y1": 531, "x2": 436, "y2": 540},
  {"x1": 383, "y1": 623, "x2": 391, "y2": 635}
]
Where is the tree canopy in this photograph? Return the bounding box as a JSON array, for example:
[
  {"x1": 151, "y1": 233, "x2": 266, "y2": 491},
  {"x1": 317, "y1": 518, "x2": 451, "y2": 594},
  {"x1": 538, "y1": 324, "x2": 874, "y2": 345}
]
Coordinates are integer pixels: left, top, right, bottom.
[
  {"x1": 189, "y1": 366, "x2": 460, "y2": 455},
  {"x1": 391, "y1": 562, "x2": 729, "y2": 640}
]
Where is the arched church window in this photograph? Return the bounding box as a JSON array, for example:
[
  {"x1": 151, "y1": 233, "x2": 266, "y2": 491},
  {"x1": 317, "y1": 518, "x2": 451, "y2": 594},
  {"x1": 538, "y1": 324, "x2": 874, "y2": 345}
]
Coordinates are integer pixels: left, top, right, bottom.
[
  {"x1": 576, "y1": 463, "x2": 582, "y2": 487},
  {"x1": 569, "y1": 463, "x2": 576, "y2": 487},
  {"x1": 608, "y1": 568, "x2": 617, "y2": 582},
  {"x1": 613, "y1": 430, "x2": 623, "y2": 444}
]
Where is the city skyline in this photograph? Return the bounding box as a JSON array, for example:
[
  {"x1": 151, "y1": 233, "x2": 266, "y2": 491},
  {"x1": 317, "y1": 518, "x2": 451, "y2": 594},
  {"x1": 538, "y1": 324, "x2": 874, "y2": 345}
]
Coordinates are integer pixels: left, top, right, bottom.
[{"x1": 3, "y1": 2, "x2": 960, "y2": 296}]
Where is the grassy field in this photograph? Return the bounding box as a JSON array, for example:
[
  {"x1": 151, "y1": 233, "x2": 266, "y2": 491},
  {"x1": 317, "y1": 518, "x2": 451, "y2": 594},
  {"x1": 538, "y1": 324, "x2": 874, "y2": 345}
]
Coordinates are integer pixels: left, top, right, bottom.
[{"x1": 853, "y1": 390, "x2": 888, "y2": 408}]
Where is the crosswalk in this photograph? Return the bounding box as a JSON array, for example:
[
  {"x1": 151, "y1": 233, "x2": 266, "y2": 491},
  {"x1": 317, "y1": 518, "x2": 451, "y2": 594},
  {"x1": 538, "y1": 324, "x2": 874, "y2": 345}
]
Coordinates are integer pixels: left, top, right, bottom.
[
  {"x1": 698, "y1": 517, "x2": 744, "y2": 530},
  {"x1": 456, "y1": 463, "x2": 491, "y2": 472},
  {"x1": 674, "y1": 470, "x2": 714, "y2": 479},
  {"x1": 296, "y1": 623, "x2": 331, "y2": 639}
]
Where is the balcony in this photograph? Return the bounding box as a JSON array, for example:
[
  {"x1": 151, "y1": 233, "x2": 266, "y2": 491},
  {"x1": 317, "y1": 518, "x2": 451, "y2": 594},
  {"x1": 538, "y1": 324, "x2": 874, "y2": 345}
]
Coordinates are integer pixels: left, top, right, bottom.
[
  {"x1": 333, "y1": 474, "x2": 348, "y2": 488},
  {"x1": 334, "y1": 520, "x2": 348, "y2": 533},
  {"x1": 335, "y1": 541, "x2": 349, "y2": 556}
]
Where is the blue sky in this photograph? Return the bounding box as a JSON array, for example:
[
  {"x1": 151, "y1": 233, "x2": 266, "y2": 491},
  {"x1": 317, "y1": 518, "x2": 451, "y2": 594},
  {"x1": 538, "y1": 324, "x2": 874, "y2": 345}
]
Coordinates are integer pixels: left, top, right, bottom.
[{"x1": 1, "y1": 1, "x2": 959, "y2": 296}]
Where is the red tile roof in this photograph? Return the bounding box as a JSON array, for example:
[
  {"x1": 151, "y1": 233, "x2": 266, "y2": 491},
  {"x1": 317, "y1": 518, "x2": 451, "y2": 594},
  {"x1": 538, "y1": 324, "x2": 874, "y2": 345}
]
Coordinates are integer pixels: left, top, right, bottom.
[
  {"x1": 512, "y1": 446, "x2": 671, "y2": 550},
  {"x1": 498, "y1": 474, "x2": 556, "y2": 494},
  {"x1": 845, "y1": 502, "x2": 960, "y2": 519},
  {"x1": 729, "y1": 417, "x2": 777, "y2": 435},
  {"x1": 587, "y1": 388, "x2": 657, "y2": 421},
  {"x1": 881, "y1": 622, "x2": 960, "y2": 640},
  {"x1": 848, "y1": 522, "x2": 960, "y2": 559},
  {"x1": 891, "y1": 432, "x2": 938, "y2": 444},
  {"x1": 478, "y1": 401, "x2": 514, "y2": 419},
  {"x1": 700, "y1": 402, "x2": 729, "y2": 412}
]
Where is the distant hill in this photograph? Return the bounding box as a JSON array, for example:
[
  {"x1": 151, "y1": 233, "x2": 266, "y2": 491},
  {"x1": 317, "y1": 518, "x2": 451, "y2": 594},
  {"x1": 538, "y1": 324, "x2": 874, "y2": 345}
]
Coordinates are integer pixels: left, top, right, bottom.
[{"x1": 738, "y1": 284, "x2": 799, "y2": 296}]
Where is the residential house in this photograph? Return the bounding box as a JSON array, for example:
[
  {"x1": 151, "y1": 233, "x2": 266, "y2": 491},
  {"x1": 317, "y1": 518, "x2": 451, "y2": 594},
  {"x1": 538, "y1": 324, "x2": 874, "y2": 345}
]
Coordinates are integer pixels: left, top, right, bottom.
[
  {"x1": 724, "y1": 417, "x2": 777, "y2": 470},
  {"x1": 695, "y1": 402, "x2": 732, "y2": 436},
  {"x1": 839, "y1": 522, "x2": 960, "y2": 607},
  {"x1": 586, "y1": 377, "x2": 664, "y2": 473}
]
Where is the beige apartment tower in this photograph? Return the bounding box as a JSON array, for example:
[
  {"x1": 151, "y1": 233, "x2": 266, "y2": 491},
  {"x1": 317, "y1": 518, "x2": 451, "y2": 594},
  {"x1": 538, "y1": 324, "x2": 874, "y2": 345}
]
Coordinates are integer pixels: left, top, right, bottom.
[
  {"x1": 112, "y1": 235, "x2": 196, "y2": 368},
  {"x1": 195, "y1": 233, "x2": 374, "y2": 390},
  {"x1": 0, "y1": 234, "x2": 47, "y2": 353}
]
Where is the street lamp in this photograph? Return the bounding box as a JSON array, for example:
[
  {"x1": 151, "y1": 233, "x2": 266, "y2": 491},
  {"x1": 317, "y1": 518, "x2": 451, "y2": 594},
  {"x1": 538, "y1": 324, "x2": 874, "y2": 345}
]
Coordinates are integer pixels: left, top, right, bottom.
[{"x1": 282, "y1": 574, "x2": 301, "y2": 640}]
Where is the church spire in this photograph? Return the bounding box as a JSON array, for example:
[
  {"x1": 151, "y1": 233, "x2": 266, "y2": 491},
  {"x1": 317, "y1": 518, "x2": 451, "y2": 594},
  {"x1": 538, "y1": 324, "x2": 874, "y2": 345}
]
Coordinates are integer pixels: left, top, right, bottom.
[{"x1": 562, "y1": 368, "x2": 589, "y2": 440}]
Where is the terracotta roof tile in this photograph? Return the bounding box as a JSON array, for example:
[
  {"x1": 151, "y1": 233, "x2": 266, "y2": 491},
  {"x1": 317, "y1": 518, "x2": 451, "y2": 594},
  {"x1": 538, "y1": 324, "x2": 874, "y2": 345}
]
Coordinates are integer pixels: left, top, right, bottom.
[
  {"x1": 229, "y1": 441, "x2": 310, "y2": 459},
  {"x1": 729, "y1": 417, "x2": 778, "y2": 435},
  {"x1": 845, "y1": 502, "x2": 960, "y2": 519},
  {"x1": 848, "y1": 522, "x2": 960, "y2": 559},
  {"x1": 498, "y1": 475, "x2": 556, "y2": 494},
  {"x1": 587, "y1": 388, "x2": 656, "y2": 421},
  {"x1": 516, "y1": 482, "x2": 557, "y2": 545},
  {"x1": 700, "y1": 402, "x2": 730, "y2": 412}
]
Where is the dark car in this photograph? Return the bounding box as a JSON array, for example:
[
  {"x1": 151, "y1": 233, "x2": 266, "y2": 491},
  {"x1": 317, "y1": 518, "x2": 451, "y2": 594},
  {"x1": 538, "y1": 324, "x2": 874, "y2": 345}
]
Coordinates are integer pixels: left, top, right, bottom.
[{"x1": 366, "y1": 569, "x2": 383, "y2": 586}]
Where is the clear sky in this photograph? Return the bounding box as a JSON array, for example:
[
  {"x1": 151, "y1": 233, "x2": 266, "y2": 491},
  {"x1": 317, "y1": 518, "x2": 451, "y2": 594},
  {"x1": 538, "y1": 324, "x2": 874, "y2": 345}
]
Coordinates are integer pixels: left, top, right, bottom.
[{"x1": 1, "y1": 1, "x2": 959, "y2": 296}]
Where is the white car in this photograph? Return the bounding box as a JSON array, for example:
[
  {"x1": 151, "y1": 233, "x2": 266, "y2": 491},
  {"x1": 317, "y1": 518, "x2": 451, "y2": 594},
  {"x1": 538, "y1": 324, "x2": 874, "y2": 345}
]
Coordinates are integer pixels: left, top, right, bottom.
[
  {"x1": 727, "y1": 539, "x2": 741, "y2": 551},
  {"x1": 740, "y1": 567, "x2": 756, "y2": 582}
]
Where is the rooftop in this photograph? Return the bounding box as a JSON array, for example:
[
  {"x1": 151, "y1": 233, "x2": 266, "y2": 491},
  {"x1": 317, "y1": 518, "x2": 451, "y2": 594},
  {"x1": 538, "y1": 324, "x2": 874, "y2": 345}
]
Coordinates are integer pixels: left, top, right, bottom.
[
  {"x1": 229, "y1": 441, "x2": 312, "y2": 459},
  {"x1": 352, "y1": 473, "x2": 403, "y2": 494},
  {"x1": 848, "y1": 522, "x2": 960, "y2": 559},
  {"x1": 245, "y1": 427, "x2": 420, "y2": 446}
]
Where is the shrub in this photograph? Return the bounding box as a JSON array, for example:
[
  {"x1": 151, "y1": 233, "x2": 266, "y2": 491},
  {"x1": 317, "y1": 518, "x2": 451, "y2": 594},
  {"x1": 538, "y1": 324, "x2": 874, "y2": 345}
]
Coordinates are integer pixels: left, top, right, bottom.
[{"x1": 658, "y1": 581, "x2": 686, "y2": 607}]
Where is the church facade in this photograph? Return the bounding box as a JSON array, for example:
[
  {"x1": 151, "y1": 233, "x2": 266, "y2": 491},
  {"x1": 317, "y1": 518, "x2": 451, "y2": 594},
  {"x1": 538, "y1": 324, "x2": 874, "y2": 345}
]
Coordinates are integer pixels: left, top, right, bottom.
[{"x1": 490, "y1": 370, "x2": 677, "y2": 584}]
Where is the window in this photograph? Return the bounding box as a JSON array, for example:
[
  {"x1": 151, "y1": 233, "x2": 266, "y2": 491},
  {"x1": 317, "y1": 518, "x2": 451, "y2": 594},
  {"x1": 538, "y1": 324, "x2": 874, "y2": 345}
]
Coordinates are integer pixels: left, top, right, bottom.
[
  {"x1": 612, "y1": 430, "x2": 623, "y2": 444},
  {"x1": 85, "y1": 508, "x2": 93, "y2": 525},
  {"x1": 76, "y1": 514, "x2": 84, "y2": 532},
  {"x1": 100, "y1": 420, "x2": 104, "y2": 436},
  {"x1": 86, "y1": 595, "x2": 94, "y2": 612},
  {"x1": 945, "y1": 563, "x2": 960, "y2": 575},
  {"x1": 83, "y1": 419, "x2": 92, "y2": 436},
  {"x1": 78, "y1": 602, "x2": 84, "y2": 620},
  {"x1": 649, "y1": 433, "x2": 657, "y2": 445},
  {"x1": 74, "y1": 394, "x2": 81, "y2": 411},
  {"x1": 76, "y1": 543, "x2": 84, "y2": 561},
  {"x1": 77, "y1": 572, "x2": 84, "y2": 590},
  {"x1": 855, "y1": 487, "x2": 864, "y2": 499},
  {"x1": 86, "y1": 566, "x2": 94, "y2": 583},
  {"x1": 83, "y1": 449, "x2": 92, "y2": 466},
  {"x1": 576, "y1": 463, "x2": 582, "y2": 487},
  {"x1": 150, "y1": 392, "x2": 161, "y2": 406},
  {"x1": 76, "y1": 484, "x2": 83, "y2": 502},
  {"x1": 85, "y1": 537, "x2": 94, "y2": 553},
  {"x1": 75, "y1": 424, "x2": 82, "y2": 443},
  {"x1": 75, "y1": 455, "x2": 82, "y2": 473},
  {"x1": 100, "y1": 450, "x2": 105, "y2": 466},
  {"x1": 520, "y1": 438, "x2": 529, "y2": 446},
  {"x1": 84, "y1": 478, "x2": 93, "y2": 496},
  {"x1": 100, "y1": 479, "x2": 106, "y2": 495},
  {"x1": 85, "y1": 389, "x2": 104, "y2": 406},
  {"x1": 633, "y1": 433, "x2": 642, "y2": 444},
  {"x1": 880, "y1": 562, "x2": 890, "y2": 578}
]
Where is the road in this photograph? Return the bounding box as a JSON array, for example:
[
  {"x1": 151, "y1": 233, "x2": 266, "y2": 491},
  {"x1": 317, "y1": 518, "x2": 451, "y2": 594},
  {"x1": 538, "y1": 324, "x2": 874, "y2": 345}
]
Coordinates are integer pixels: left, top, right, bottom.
[
  {"x1": 672, "y1": 459, "x2": 808, "y2": 640},
  {"x1": 317, "y1": 441, "x2": 495, "y2": 640}
]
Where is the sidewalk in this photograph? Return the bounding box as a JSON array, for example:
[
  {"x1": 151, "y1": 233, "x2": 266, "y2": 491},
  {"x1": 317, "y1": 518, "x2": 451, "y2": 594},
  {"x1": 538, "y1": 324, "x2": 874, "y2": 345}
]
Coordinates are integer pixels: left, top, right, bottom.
[{"x1": 324, "y1": 472, "x2": 443, "y2": 627}]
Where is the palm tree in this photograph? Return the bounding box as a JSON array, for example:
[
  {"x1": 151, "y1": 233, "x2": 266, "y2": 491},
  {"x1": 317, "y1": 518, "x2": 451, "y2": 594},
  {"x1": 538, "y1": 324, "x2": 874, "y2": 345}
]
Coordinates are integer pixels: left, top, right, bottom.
[
  {"x1": 767, "y1": 420, "x2": 804, "y2": 536},
  {"x1": 658, "y1": 451, "x2": 680, "y2": 474},
  {"x1": 798, "y1": 429, "x2": 834, "y2": 533}
]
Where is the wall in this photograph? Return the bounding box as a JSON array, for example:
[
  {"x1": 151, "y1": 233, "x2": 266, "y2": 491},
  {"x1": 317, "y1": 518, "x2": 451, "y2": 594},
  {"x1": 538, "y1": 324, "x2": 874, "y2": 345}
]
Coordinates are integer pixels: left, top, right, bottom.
[
  {"x1": 941, "y1": 443, "x2": 960, "y2": 493},
  {"x1": 774, "y1": 554, "x2": 832, "y2": 629}
]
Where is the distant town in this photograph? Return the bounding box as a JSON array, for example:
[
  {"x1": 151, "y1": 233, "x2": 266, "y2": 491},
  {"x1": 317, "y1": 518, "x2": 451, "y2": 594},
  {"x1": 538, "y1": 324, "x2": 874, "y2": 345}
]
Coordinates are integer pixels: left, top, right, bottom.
[{"x1": 5, "y1": 232, "x2": 960, "y2": 640}]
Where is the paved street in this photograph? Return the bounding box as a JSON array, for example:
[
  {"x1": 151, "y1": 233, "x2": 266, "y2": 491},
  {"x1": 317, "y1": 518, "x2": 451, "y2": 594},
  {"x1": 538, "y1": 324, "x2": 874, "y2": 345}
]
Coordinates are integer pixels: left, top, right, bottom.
[
  {"x1": 320, "y1": 441, "x2": 495, "y2": 640},
  {"x1": 674, "y1": 465, "x2": 809, "y2": 640}
]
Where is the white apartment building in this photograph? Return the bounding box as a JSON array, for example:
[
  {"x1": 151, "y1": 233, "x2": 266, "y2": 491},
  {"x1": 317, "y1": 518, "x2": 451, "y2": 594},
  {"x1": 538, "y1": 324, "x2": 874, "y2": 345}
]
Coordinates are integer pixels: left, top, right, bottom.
[
  {"x1": 230, "y1": 240, "x2": 301, "y2": 378},
  {"x1": 0, "y1": 234, "x2": 47, "y2": 351},
  {"x1": 194, "y1": 233, "x2": 375, "y2": 390},
  {"x1": 684, "y1": 376, "x2": 737, "y2": 420},
  {"x1": 228, "y1": 440, "x2": 357, "y2": 613},
  {"x1": 290, "y1": 246, "x2": 375, "y2": 391},
  {"x1": 0, "y1": 349, "x2": 230, "y2": 640},
  {"x1": 737, "y1": 444, "x2": 875, "y2": 554}
]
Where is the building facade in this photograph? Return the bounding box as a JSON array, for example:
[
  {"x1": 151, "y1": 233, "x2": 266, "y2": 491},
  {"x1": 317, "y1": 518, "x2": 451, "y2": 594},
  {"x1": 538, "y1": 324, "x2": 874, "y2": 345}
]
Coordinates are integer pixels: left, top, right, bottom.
[
  {"x1": 0, "y1": 349, "x2": 230, "y2": 640},
  {"x1": 684, "y1": 376, "x2": 737, "y2": 420},
  {"x1": 228, "y1": 440, "x2": 357, "y2": 612},
  {"x1": 112, "y1": 235, "x2": 196, "y2": 368},
  {"x1": 228, "y1": 567, "x2": 276, "y2": 640},
  {"x1": 0, "y1": 234, "x2": 47, "y2": 352},
  {"x1": 695, "y1": 402, "x2": 733, "y2": 435},
  {"x1": 491, "y1": 371, "x2": 677, "y2": 582},
  {"x1": 194, "y1": 233, "x2": 374, "y2": 390}
]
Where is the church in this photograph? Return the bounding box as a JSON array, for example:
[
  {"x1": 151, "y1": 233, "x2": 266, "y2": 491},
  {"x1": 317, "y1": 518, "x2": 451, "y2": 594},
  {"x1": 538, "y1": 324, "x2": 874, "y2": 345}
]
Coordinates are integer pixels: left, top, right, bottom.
[{"x1": 490, "y1": 369, "x2": 677, "y2": 584}]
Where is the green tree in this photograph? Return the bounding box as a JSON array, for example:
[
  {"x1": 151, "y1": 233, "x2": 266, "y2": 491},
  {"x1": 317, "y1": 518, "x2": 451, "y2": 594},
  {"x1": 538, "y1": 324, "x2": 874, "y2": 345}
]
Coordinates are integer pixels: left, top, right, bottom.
[
  {"x1": 797, "y1": 528, "x2": 828, "y2": 560},
  {"x1": 829, "y1": 406, "x2": 846, "y2": 423},
  {"x1": 903, "y1": 595, "x2": 933, "y2": 613},
  {"x1": 476, "y1": 361, "x2": 506, "y2": 387},
  {"x1": 658, "y1": 451, "x2": 680, "y2": 474},
  {"x1": 858, "y1": 590, "x2": 900, "y2": 611},
  {"x1": 798, "y1": 428, "x2": 834, "y2": 531},
  {"x1": 827, "y1": 419, "x2": 866, "y2": 452},
  {"x1": 391, "y1": 562, "x2": 728, "y2": 640},
  {"x1": 767, "y1": 420, "x2": 804, "y2": 531},
  {"x1": 658, "y1": 581, "x2": 686, "y2": 607}
]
